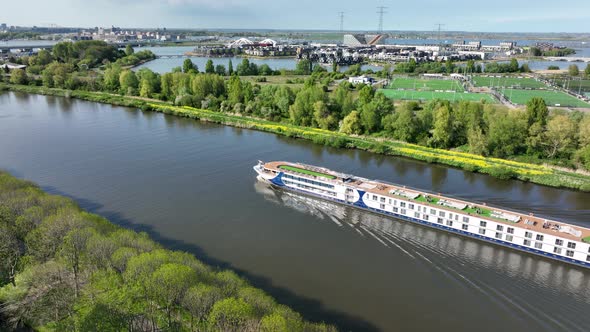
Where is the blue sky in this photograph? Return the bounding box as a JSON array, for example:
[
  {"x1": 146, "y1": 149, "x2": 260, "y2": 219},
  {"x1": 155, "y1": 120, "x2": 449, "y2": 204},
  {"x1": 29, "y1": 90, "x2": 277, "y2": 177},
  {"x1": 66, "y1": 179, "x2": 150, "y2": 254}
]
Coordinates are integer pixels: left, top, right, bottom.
[{"x1": 3, "y1": 0, "x2": 590, "y2": 32}]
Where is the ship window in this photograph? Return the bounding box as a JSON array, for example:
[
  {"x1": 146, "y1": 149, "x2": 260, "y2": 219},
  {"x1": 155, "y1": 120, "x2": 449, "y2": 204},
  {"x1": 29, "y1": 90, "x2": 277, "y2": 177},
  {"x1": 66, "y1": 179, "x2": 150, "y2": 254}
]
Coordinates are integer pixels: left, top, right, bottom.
[
  {"x1": 372, "y1": 195, "x2": 377, "y2": 201},
  {"x1": 380, "y1": 204, "x2": 385, "y2": 210},
  {"x1": 536, "y1": 234, "x2": 544, "y2": 241},
  {"x1": 462, "y1": 216, "x2": 469, "y2": 223},
  {"x1": 423, "y1": 214, "x2": 429, "y2": 220},
  {"x1": 524, "y1": 239, "x2": 531, "y2": 246},
  {"x1": 534, "y1": 242, "x2": 543, "y2": 249},
  {"x1": 455, "y1": 215, "x2": 459, "y2": 221},
  {"x1": 449, "y1": 213, "x2": 453, "y2": 219},
  {"x1": 389, "y1": 199, "x2": 392, "y2": 204},
  {"x1": 525, "y1": 232, "x2": 532, "y2": 239},
  {"x1": 400, "y1": 202, "x2": 406, "y2": 208},
  {"x1": 587, "y1": 255, "x2": 590, "y2": 262},
  {"x1": 417, "y1": 206, "x2": 421, "y2": 212},
  {"x1": 480, "y1": 221, "x2": 487, "y2": 227},
  {"x1": 496, "y1": 225, "x2": 503, "y2": 231},
  {"x1": 439, "y1": 211, "x2": 445, "y2": 218},
  {"x1": 380, "y1": 197, "x2": 386, "y2": 203},
  {"x1": 437, "y1": 218, "x2": 444, "y2": 224},
  {"x1": 409, "y1": 204, "x2": 414, "y2": 210},
  {"x1": 393, "y1": 207, "x2": 399, "y2": 213},
  {"x1": 462, "y1": 224, "x2": 468, "y2": 230},
  {"x1": 479, "y1": 228, "x2": 486, "y2": 235},
  {"x1": 566, "y1": 250, "x2": 574, "y2": 257},
  {"x1": 555, "y1": 239, "x2": 563, "y2": 246},
  {"x1": 431, "y1": 209, "x2": 436, "y2": 215},
  {"x1": 415, "y1": 212, "x2": 420, "y2": 218},
  {"x1": 506, "y1": 235, "x2": 513, "y2": 242},
  {"x1": 554, "y1": 247, "x2": 562, "y2": 254},
  {"x1": 401, "y1": 209, "x2": 407, "y2": 215},
  {"x1": 346, "y1": 188, "x2": 353, "y2": 193},
  {"x1": 507, "y1": 227, "x2": 514, "y2": 234},
  {"x1": 567, "y1": 242, "x2": 576, "y2": 249},
  {"x1": 446, "y1": 220, "x2": 453, "y2": 227},
  {"x1": 495, "y1": 232, "x2": 502, "y2": 239}
]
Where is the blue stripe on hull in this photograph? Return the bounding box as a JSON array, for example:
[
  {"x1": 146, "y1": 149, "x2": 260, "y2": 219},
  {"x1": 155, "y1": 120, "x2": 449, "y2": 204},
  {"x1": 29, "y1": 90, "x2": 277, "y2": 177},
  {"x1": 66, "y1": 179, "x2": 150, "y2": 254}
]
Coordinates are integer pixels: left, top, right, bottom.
[{"x1": 268, "y1": 180, "x2": 589, "y2": 269}]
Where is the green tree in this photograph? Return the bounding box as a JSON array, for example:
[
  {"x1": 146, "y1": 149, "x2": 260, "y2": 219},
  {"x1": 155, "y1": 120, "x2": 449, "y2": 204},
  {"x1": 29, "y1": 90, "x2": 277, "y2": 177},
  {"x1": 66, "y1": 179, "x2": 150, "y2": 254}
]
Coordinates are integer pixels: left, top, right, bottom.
[
  {"x1": 430, "y1": 105, "x2": 454, "y2": 148},
  {"x1": 585, "y1": 64, "x2": 590, "y2": 77},
  {"x1": 149, "y1": 263, "x2": 196, "y2": 328},
  {"x1": 340, "y1": 111, "x2": 362, "y2": 135},
  {"x1": 208, "y1": 298, "x2": 255, "y2": 331},
  {"x1": 467, "y1": 126, "x2": 488, "y2": 156},
  {"x1": 103, "y1": 63, "x2": 122, "y2": 92},
  {"x1": 312, "y1": 101, "x2": 338, "y2": 130},
  {"x1": 568, "y1": 64, "x2": 579, "y2": 76},
  {"x1": 119, "y1": 70, "x2": 139, "y2": 95},
  {"x1": 182, "y1": 284, "x2": 222, "y2": 329},
  {"x1": 543, "y1": 114, "x2": 576, "y2": 158},
  {"x1": 227, "y1": 75, "x2": 244, "y2": 105},
  {"x1": 0, "y1": 224, "x2": 21, "y2": 286},
  {"x1": 332, "y1": 61, "x2": 338, "y2": 73},
  {"x1": 295, "y1": 59, "x2": 312, "y2": 75},
  {"x1": 183, "y1": 58, "x2": 197, "y2": 74},
  {"x1": 59, "y1": 227, "x2": 94, "y2": 298},
  {"x1": 205, "y1": 59, "x2": 215, "y2": 74},
  {"x1": 228, "y1": 59, "x2": 234, "y2": 75},
  {"x1": 578, "y1": 115, "x2": 590, "y2": 147},
  {"x1": 125, "y1": 44, "x2": 134, "y2": 56},
  {"x1": 215, "y1": 64, "x2": 227, "y2": 76},
  {"x1": 509, "y1": 58, "x2": 519, "y2": 72},
  {"x1": 9, "y1": 68, "x2": 27, "y2": 85}
]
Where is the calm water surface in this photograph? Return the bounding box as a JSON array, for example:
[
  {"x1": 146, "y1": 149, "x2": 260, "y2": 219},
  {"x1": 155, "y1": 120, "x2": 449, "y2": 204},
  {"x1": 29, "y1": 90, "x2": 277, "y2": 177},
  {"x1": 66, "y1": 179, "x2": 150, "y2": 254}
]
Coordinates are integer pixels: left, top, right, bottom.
[{"x1": 1, "y1": 92, "x2": 590, "y2": 332}]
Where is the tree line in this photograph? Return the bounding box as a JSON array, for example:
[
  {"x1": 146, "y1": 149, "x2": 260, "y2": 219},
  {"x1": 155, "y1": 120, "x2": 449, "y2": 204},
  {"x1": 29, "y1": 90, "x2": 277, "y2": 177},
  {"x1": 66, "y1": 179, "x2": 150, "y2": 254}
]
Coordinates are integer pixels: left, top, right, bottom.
[
  {"x1": 4, "y1": 40, "x2": 590, "y2": 171},
  {"x1": 0, "y1": 171, "x2": 336, "y2": 331}
]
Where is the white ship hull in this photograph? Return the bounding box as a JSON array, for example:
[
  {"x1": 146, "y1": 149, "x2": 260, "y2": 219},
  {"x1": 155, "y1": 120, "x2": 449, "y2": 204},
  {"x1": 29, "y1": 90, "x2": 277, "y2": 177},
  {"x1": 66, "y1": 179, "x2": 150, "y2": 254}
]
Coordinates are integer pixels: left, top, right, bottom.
[{"x1": 254, "y1": 161, "x2": 590, "y2": 269}]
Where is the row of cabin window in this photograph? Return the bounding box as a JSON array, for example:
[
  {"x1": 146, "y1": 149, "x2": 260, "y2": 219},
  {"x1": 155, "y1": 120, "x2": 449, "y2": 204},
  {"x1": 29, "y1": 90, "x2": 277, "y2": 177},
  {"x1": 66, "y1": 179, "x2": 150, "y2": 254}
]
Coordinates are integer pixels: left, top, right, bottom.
[
  {"x1": 481, "y1": 221, "x2": 581, "y2": 250},
  {"x1": 369, "y1": 194, "x2": 471, "y2": 223},
  {"x1": 283, "y1": 180, "x2": 337, "y2": 196},
  {"x1": 384, "y1": 204, "x2": 590, "y2": 261},
  {"x1": 283, "y1": 174, "x2": 335, "y2": 189}
]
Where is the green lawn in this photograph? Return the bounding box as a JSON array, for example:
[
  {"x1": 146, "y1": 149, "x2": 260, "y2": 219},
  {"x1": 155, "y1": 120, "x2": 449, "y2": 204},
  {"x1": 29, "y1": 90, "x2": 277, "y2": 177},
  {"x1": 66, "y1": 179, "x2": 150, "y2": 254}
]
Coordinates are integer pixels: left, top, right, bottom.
[
  {"x1": 502, "y1": 89, "x2": 590, "y2": 108},
  {"x1": 279, "y1": 165, "x2": 336, "y2": 179},
  {"x1": 472, "y1": 76, "x2": 546, "y2": 89},
  {"x1": 414, "y1": 195, "x2": 440, "y2": 204},
  {"x1": 380, "y1": 89, "x2": 496, "y2": 103},
  {"x1": 389, "y1": 77, "x2": 464, "y2": 92}
]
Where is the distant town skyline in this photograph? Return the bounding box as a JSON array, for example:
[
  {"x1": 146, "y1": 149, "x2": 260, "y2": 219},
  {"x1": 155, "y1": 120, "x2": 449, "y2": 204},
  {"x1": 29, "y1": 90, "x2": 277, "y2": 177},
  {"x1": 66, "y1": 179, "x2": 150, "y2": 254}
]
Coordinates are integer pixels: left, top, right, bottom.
[{"x1": 2, "y1": 0, "x2": 590, "y2": 33}]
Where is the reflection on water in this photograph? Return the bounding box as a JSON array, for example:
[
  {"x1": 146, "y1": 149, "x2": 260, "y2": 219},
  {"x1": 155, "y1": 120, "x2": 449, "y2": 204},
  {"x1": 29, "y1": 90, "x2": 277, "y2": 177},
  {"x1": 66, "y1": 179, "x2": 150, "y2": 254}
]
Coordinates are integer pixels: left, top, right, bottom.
[{"x1": 256, "y1": 181, "x2": 590, "y2": 332}]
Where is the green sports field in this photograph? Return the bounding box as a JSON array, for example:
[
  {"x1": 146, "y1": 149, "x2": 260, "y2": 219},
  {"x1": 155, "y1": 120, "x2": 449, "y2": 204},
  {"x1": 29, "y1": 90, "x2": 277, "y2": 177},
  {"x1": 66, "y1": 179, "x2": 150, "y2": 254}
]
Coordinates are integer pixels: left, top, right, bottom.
[
  {"x1": 389, "y1": 77, "x2": 464, "y2": 92},
  {"x1": 379, "y1": 89, "x2": 496, "y2": 103},
  {"x1": 502, "y1": 89, "x2": 590, "y2": 108},
  {"x1": 472, "y1": 76, "x2": 546, "y2": 89}
]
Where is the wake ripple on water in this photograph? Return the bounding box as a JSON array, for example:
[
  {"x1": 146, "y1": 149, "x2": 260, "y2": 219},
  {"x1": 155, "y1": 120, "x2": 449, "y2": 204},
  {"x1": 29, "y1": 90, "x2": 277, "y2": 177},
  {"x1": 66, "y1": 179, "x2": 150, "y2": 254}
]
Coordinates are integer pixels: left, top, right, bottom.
[{"x1": 255, "y1": 182, "x2": 590, "y2": 330}]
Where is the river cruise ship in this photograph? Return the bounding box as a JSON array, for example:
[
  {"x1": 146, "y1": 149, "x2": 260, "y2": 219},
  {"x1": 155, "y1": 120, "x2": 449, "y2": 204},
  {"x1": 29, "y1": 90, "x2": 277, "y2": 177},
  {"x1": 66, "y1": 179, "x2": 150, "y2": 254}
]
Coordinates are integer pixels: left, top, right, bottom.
[{"x1": 254, "y1": 161, "x2": 590, "y2": 268}]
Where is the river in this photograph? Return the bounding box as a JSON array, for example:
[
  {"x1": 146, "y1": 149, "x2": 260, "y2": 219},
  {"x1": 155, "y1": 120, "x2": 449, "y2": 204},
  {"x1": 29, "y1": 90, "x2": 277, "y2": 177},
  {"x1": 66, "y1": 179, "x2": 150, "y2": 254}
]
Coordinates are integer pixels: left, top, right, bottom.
[{"x1": 1, "y1": 92, "x2": 589, "y2": 332}]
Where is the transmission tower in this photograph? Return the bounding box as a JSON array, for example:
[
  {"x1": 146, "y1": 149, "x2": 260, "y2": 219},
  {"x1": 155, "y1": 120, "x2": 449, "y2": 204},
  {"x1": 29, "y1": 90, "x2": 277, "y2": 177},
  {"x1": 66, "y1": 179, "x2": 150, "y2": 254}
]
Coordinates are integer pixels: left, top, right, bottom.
[
  {"x1": 377, "y1": 6, "x2": 388, "y2": 33},
  {"x1": 435, "y1": 23, "x2": 445, "y2": 45},
  {"x1": 339, "y1": 12, "x2": 344, "y2": 32}
]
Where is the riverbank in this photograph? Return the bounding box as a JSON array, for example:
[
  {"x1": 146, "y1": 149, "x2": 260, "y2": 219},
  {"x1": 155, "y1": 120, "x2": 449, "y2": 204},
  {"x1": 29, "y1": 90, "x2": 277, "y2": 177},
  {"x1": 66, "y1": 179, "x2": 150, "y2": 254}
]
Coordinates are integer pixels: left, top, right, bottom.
[
  {"x1": 2, "y1": 83, "x2": 590, "y2": 192},
  {"x1": 0, "y1": 170, "x2": 336, "y2": 331}
]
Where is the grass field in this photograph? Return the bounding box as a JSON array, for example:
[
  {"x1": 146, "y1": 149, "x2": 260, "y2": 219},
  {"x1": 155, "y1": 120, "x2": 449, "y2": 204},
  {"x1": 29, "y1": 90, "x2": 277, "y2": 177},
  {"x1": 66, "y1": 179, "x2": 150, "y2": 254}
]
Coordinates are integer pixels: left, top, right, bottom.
[
  {"x1": 502, "y1": 89, "x2": 590, "y2": 108},
  {"x1": 380, "y1": 89, "x2": 496, "y2": 103},
  {"x1": 278, "y1": 165, "x2": 336, "y2": 179},
  {"x1": 472, "y1": 76, "x2": 546, "y2": 89},
  {"x1": 389, "y1": 77, "x2": 464, "y2": 92}
]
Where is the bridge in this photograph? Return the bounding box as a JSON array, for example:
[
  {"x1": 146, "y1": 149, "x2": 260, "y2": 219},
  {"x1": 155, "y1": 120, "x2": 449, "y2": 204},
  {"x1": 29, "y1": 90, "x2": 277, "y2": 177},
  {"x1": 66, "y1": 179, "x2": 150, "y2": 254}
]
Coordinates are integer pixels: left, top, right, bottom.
[
  {"x1": 544, "y1": 56, "x2": 590, "y2": 63},
  {"x1": 0, "y1": 44, "x2": 54, "y2": 53}
]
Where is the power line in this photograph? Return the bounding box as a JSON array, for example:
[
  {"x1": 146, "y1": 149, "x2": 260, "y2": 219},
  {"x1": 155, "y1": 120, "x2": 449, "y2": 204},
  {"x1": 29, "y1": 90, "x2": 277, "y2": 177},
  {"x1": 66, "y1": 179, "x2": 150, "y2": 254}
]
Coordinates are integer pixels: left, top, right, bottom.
[
  {"x1": 377, "y1": 6, "x2": 388, "y2": 33},
  {"x1": 338, "y1": 12, "x2": 344, "y2": 33}
]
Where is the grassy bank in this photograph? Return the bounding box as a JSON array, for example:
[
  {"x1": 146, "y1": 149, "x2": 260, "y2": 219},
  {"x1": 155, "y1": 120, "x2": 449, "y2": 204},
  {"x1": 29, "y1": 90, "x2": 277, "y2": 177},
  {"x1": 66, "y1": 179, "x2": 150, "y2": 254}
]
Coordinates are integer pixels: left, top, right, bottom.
[{"x1": 2, "y1": 83, "x2": 590, "y2": 192}]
